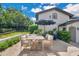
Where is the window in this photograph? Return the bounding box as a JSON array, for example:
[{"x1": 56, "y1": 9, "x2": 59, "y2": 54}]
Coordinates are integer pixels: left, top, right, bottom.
[{"x1": 52, "y1": 13, "x2": 57, "y2": 19}]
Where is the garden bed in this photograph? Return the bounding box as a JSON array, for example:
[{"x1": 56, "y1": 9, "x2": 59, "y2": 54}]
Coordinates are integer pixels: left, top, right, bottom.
[
  {"x1": 0, "y1": 41, "x2": 22, "y2": 56},
  {"x1": 0, "y1": 36, "x2": 22, "y2": 56}
]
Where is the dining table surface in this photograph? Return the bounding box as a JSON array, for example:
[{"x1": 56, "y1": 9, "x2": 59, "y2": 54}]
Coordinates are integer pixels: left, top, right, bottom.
[{"x1": 26, "y1": 34, "x2": 45, "y2": 40}]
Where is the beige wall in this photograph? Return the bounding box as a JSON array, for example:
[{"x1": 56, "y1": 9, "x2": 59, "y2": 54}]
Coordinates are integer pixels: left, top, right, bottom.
[
  {"x1": 76, "y1": 29, "x2": 79, "y2": 43},
  {"x1": 66, "y1": 22, "x2": 79, "y2": 31},
  {"x1": 59, "y1": 22, "x2": 79, "y2": 31},
  {"x1": 38, "y1": 24, "x2": 57, "y2": 32},
  {"x1": 38, "y1": 10, "x2": 70, "y2": 25}
]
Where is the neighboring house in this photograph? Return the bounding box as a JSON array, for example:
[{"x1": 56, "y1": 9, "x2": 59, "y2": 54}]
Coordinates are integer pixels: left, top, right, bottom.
[{"x1": 36, "y1": 7, "x2": 73, "y2": 32}]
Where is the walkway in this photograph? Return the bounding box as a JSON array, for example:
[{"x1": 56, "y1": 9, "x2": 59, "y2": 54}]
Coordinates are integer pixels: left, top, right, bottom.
[
  {"x1": 70, "y1": 42, "x2": 79, "y2": 48},
  {"x1": 0, "y1": 34, "x2": 21, "y2": 42}
]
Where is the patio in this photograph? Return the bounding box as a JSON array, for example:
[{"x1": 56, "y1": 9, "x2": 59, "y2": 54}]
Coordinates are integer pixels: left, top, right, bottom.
[
  {"x1": 19, "y1": 39, "x2": 74, "y2": 56},
  {"x1": 19, "y1": 40, "x2": 58, "y2": 56},
  {"x1": 18, "y1": 34, "x2": 79, "y2": 56}
]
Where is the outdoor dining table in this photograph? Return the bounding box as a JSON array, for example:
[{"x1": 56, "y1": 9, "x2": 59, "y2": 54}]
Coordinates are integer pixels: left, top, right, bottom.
[
  {"x1": 21, "y1": 34, "x2": 53, "y2": 51},
  {"x1": 25, "y1": 34, "x2": 45, "y2": 50}
]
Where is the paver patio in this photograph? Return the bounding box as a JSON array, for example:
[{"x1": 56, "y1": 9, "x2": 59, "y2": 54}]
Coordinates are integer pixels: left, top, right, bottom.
[{"x1": 19, "y1": 40, "x2": 71, "y2": 56}]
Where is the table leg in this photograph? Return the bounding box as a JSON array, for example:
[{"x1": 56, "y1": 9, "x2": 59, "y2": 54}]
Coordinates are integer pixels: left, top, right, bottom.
[{"x1": 42, "y1": 41, "x2": 44, "y2": 51}]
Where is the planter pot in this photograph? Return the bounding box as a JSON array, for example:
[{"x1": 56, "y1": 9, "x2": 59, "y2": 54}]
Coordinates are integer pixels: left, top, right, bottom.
[
  {"x1": 46, "y1": 34, "x2": 53, "y2": 40},
  {"x1": 0, "y1": 41, "x2": 22, "y2": 56}
]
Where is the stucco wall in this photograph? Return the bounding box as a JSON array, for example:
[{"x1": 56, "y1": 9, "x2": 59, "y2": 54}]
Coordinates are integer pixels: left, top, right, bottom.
[
  {"x1": 0, "y1": 41, "x2": 22, "y2": 56},
  {"x1": 66, "y1": 22, "x2": 79, "y2": 31},
  {"x1": 76, "y1": 28, "x2": 79, "y2": 43},
  {"x1": 38, "y1": 10, "x2": 70, "y2": 24},
  {"x1": 38, "y1": 24, "x2": 57, "y2": 32},
  {"x1": 59, "y1": 22, "x2": 79, "y2": 31}
]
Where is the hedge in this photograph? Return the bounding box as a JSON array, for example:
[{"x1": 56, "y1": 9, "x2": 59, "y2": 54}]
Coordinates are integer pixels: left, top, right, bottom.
[
  {"x1": 0, "y1": 36, "x2": 20, "y2": 51},
  {"x1": 33, "y1": 29, "x2": 42, "y2": 35},
  {"x1": 57, "y1": 31, "x2": 71, "y2": 43}
]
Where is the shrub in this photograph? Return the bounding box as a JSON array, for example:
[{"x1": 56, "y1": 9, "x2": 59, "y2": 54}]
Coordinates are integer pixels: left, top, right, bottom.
[
  {"x1": 33, "y1": 29, "x2": 42, "y2": 35},
  {"x1": 42, "y1": 31, "x2": 48, "y2": 37},
  {"x1": 47, "y1": 30, "x2": 54, "y2": 35},
  {"x1": 0, "y1": 36, "x2": 20, "y2": 51},
  {"x1": 0, "y1": 41, "x2": 8, "y2": 51},
  {"x1": 0, "y1": 28, "x2": 13, "y2": 33},
  {"x1": 6, "y1": 37, "x2": 20, "y2": 47},
  {"x1": 6, "y1": 40, "x2": 14, "y2": 47},
  {"x1": 57, "y1": 31, "x2": 71, "y2": 43},
  {"x1": 28, "y1": 24, "x2": 38, "y2": 34}
]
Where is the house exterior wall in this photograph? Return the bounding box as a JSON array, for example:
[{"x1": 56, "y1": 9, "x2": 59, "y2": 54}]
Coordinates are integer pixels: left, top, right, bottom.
[
  {"x1": 66, "y1": 22, "x2": 79, "y2": 31},
  {"x1": 59, "y1": 22, "x2": 79, "y2": 31},
  {"x1": 76, "y1": 29, "x2": 79, "y2": 43},
  {"x1": 38, "y1": 10, "x2": 70, "y2": 25},
  {"x1": 38, "y1": 24, "x2": 57, "y2": 32}
]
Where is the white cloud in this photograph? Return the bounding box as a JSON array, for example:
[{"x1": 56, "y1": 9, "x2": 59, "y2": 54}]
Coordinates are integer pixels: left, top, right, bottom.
[
  {"x1": 31, "y1": 17, "x2": 36, "y2": 22},
  {"x1": 43, "y1": 5, "x2": 56, "y2": 10},
  {"x1": 65, "y1": 4, "x2": 73, "y2": 8},
  {"x1": 31, "y1": 8, "x2": 42, "y2": 13},
  {"x1": 21, "y1": 5, "x2": 27, "y2": 11},
  {"x1": 64, "y1": 4, "x2": 79, "y2": 16}
]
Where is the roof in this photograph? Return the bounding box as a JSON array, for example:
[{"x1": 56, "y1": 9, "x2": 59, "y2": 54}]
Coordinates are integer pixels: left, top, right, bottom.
[
  {"x1": 59, "y1": 20, "x2": 79, "y2": 26},
  {"x1": 36, "y1": 7, "x2": 73, "y2": 18}
]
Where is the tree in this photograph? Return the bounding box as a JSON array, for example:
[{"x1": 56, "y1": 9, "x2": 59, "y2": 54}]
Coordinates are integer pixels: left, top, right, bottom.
[
  {"x1": 0, "y1": 4, "x2": 32, "y2": 32},
  {"x1": 28, "y1": 24, "x2": 38, "y2": 34}
]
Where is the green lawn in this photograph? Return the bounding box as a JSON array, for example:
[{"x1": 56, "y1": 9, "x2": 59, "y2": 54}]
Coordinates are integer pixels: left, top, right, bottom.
[{"x1": 0, "y1": 32, "x2": 29, "y2": 39}]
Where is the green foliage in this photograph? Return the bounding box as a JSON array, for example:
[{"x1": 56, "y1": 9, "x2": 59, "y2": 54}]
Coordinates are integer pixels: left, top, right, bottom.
[
  {"x1": 0, "y1": 28, "x2": 13, "y2": 33},
  {"x1": 42, "y1": 31, "x2": 48, "y2": 37},
  {"x1": 0, "y1": 4, "x2": 32, "y2": 32},
  {"x1": 42, "y1": 30, "x2": 54, "y2": 37},
  {"x1": 33, "y1": 29, "x2": 42, "y2": 35},
  {"x1": 47, "y1": 30, "x2": 54, "y2": 35},
  {"x1": 0, "y1": 36, "x2": 20, "y2": 51},
  {"x1": 0, "y1": 41, "x2": 8, "y2": 51},
  {"x1": 28, "y1": 24, "x2": 38, "y2": 34},
  {"x1": 57, "y1": 31, "x2": 71, "y2": 43}
]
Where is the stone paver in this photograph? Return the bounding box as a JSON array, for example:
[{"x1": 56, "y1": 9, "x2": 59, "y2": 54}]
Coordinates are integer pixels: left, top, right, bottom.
[
  {"x1": 70, "y1": 42, "x2": 79, "y2": 48},
  {"x1": 19, "y1": 49, "x2": 57, "y2": 56},
  {"x1": 19, "y1": 40, "x2": 79, "y2": 56},
  {"x1": 49, "y1": 40, "x2": 69, "y2": 52},
  {"x1": 19, "y1": 40, "x2": 69, "y2": 56}
]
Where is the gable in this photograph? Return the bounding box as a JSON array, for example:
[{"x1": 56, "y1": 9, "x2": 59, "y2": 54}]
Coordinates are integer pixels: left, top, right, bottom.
[{"x1": 36, "y1": 8, "x2": 73, "y2": 18}]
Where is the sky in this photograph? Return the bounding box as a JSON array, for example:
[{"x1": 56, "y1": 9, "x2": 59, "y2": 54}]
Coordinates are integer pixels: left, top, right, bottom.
[{"x1": 1, "y1": 3, "x2": 79, "y2": 21}]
